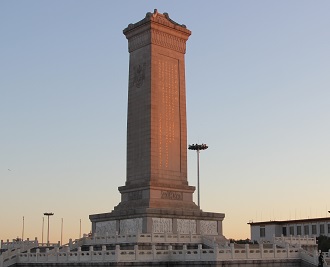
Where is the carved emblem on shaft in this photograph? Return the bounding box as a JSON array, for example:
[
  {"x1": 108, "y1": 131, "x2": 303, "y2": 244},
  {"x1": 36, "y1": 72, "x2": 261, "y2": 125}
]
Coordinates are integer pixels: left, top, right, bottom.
[{"x1": 133, "y1": 63, "x2": 146, "y2": 88}]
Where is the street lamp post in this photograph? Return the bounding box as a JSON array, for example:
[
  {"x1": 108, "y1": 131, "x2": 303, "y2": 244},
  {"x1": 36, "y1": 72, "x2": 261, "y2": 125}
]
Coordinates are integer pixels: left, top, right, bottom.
[
  {"x1": 43, "y1": 212, "x2": 54, "y2": 246},
  {"x1": 22, "y1": 216, "x2": 25, "y2": 241},
  {"x1": 188, "y1": 143, "x2": 208, "y2": 208}
]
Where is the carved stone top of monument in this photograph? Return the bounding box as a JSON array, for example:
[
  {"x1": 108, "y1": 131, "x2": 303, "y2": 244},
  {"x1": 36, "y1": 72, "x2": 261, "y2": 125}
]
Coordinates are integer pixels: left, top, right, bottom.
[
  {"x1": 123, "y1": 9, "x2": 191, "y2": 35},
  {"x1": 123, "y1": 9, "x2": 191, "y2": 53}
]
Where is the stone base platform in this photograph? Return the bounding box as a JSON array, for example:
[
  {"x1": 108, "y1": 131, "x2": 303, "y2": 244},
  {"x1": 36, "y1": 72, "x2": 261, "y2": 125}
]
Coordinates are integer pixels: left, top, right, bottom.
[{"x1": 89, "y1": 208, "x2": 225, "y2": 238}]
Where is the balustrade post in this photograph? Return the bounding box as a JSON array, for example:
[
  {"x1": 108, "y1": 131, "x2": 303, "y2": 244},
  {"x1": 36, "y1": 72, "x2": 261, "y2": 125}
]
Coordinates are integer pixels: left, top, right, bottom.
[
  {"x1": 165, "y1": 232, "x2": 167, "y2": 242},
  {"x1": 168, "y1": 245, "x2": 172, "y2": 260},
  {"x1": 55, "y1": 247, "x2": 59, "y2": 262},
  {"x1": 230, "y1": 243, "x2": 235, "y2": 259},
  {"x1": 273, "y1": 243, "x2": 277, "y2": 258},
  {"x1": 214, "y1": 244, "x2": 219, "y2": 261},
  {"x1": 45, "y1": 248, "x2": 49, "y2": 262},
  {"x1": 102, "y1": 245, "x2": 106, "y2": 261},
  {"x1": 152, "y1": 244, "x2": 156, "y2": 260},
  {"x1": 69, "y1": 239, "x2": 73, "y2": 249},
  {"x1": 89, "y1": 246, "x2": 93, "y2": 262},
  {"x1": 198, "y1": 244, "x2": 202, "y2": 260},
  {"x1": 16, "y1": 248, "x2": 21, "y2": 265},
  {"x1": 245, "y1": 244, "x2": 249, "y2": 259},
  {"x1": 183, "y1": 245, "x2": 187, "y2": 261},
  {"x1": 115, "y1": 245, "x2": 120, "y2": 262},
  {"x1": 66, "y1": 246, "x2": 70, "y2": 262},
  {"x1": 286, "y1": 243, "x2": 290, "y2": 258},
  {"x1": 77, "y1": 247, "x2": 81, "y2": 262},
  {"x1": 36, "y1": 248, "x2": 40, "y2": 262},
  {"x1": 134, "y1": 245, "x2": 138, "y2": 261},
  {"x1": 259, "y1": 243, "x2": 264, "y2": 259}
]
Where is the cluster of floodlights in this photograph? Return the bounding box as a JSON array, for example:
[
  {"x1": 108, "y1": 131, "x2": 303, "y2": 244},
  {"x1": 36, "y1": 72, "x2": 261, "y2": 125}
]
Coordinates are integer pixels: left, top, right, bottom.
[{"x1": 188, "y1": 143, "x2": 208, "y2": 151}]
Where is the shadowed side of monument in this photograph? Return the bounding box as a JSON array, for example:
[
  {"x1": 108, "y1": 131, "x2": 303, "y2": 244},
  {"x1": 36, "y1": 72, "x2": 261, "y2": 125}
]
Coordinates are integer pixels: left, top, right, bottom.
[{"x1": 90, "y1": 10, "x2": 225, "y2": 238}]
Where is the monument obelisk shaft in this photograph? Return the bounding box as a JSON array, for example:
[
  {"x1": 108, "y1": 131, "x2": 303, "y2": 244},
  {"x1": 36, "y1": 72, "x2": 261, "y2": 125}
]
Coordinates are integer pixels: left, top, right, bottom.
[{"x1": 116, "y1": 9, "x2": 197, "y2": 211}]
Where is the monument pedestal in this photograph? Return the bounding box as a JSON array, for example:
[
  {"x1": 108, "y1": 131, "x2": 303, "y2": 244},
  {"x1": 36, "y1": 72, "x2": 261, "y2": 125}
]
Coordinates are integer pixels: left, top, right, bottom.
[{"x1": 90, "y1": 207, "x2": 225, "y2": 237}]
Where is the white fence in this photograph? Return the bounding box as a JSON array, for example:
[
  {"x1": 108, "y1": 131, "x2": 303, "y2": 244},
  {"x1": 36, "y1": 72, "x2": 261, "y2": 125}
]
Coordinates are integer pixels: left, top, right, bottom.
[
  {"x1": 273, "y1": 235, "x2": 317, "y2": 247},
  {"x1": 15, "y1": 243, "x2": 301, "y2": 264},
  {"x1": 80, "y1": 233, "x2": 203, "y2": 246},
  {"x1": 1, "y1": 238, "x2": 39, "y2": 251},
  {"x1": 2, "y1": 235, "x2": 325, "y2": 267}
]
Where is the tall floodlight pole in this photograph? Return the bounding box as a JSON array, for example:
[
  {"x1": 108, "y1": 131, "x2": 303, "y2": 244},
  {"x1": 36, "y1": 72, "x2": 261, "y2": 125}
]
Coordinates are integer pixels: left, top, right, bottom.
[
  {"x1": 42, "y1": 217, "x2": 44, "y2": 244},
  {"x1": 43, "y1": 212, "x2": 54, "y2": 246},
  {"x1": 22, "y1": 216, "x2": 25, "y2": 241},
  {"x1": 188, "y1": 143, "x2": 208, "y2": 208},
  {"x1": 61, "y1": 218, "x2": 63, "y2": 245}
]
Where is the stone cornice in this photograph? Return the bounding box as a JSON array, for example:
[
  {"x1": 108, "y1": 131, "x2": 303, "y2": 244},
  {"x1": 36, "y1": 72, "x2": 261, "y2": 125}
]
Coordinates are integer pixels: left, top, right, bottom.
[
  {"x1": 123, "y1": 9, "x2": 190, "y2": 35},
  {"x1": 124, "y1": 9, "x2": 191, "y2": 53},
  {"x1": 127, "y1": 29, "x2": 188, "y2": 53}
]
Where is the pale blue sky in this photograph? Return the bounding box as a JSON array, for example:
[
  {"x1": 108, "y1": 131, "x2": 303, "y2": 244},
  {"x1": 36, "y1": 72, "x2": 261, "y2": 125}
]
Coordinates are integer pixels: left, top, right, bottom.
[{"x1": 1, "y1": 1, "x2": 330, "y2": 242}]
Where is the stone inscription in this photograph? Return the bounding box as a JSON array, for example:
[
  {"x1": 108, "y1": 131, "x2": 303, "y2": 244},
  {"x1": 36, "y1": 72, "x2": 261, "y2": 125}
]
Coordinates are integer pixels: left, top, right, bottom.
[
  {"x1": 95, "y1": 221, "x2": 116, "y2": 236},
  {"x1": 161, "y1": 190, "x2": 183, "y2": 200},
  {"x1": 177, "y1": 219, "x2": 196, "y2": 234},
  {"x1": 120, "y1": 218, "x2": 142, "y2": 235},
  {"x1": 152, "y1": 218, "x2": 172, "y2": 233},
  {"x1": 200, "y1": 221, "x2": 218, "y2": 235},
  {"x1": 158, "y1": 55, "x2": 180, "y2": 171}
]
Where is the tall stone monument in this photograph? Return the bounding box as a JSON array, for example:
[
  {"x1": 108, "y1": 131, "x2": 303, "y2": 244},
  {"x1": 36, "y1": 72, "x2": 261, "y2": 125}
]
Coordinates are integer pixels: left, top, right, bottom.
[{"x1": 90, "y1": 10, "x2": 225, "y2": 237}]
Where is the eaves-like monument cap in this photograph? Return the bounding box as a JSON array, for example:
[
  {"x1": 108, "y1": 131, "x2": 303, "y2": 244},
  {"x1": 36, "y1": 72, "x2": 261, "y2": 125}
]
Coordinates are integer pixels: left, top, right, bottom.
[
  {"x1": 123, "y1": 9, "x2": 191, "y2": 53},
  {"x1": 123, "y1": 9, "x2": 191, "y2": 36}
]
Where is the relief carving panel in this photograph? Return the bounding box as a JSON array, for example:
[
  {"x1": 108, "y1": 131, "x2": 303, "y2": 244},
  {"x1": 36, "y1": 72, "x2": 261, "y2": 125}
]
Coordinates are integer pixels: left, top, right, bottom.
[
  {"x1": 177, "y1": 219, "x2": 196, "y2": 234},
  {"x1": 152, "y1": 218, "x2": 172, "y2": 233},
  {"x1": 120, "y1": 218, "x2": 143, "y2": 234},
  {"x1": 95, "y1": 221, "x2": 116, "y2": 236},
  {"x1": 200, "y1": 220, "x2": 218, "y2": 235}
]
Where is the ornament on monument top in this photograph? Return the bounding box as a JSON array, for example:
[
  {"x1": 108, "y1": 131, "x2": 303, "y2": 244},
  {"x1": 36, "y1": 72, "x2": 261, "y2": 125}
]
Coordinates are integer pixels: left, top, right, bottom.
[{"x1": 124, "y1": 9, "x2": 189, "y2": 34}]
